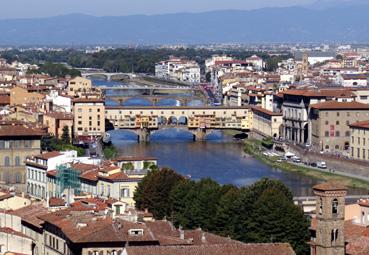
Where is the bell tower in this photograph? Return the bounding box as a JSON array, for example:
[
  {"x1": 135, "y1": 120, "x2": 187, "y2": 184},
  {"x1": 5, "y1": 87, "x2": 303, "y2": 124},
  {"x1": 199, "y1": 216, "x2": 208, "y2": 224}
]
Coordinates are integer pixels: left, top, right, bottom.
[{"x1": 313, "y1": 182, "x2": 347, "y2": 255}]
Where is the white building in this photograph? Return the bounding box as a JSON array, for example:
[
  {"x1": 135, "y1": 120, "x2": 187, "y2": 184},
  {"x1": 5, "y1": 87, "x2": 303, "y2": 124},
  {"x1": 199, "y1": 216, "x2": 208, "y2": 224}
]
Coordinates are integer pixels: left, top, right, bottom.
[
  {"x1": 246, "y1": 55, "x2": 265, "y2": 70},
  {"x1": 336, "y1": 73, "x2": 368, "y2": 87},
  {"x1": 26, "y1": 151, "x2": 78, "y2": 200},
  {"x1": 155, "y1": 57, "x2": 200, "y2": 84},
  {"x1": 46, "y1": 91, "x2": 72, "y2": 113}
]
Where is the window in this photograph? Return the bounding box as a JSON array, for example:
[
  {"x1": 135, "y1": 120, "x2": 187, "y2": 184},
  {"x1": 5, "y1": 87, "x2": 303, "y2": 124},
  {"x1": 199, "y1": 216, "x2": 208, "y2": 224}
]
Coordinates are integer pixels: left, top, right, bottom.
[
  {"x1": 325, "y1": 121, "x2": 329, "y2": 125},
  {"x1": 364, "y1": 149, "x2": 366, "y2": 159},
  {"x1": 319, "y1": 198, "x2": 323, "y2": 214},
  {"x1": 332, "y1": 199, "x2": 338, "y2": 214},
  {"x1": 360, "y1": 96, "x2": 368, "y2": 100},
  {"x1": 89, "y1": 108, "x2": 92, "y2": 113},
  {"x1": 337, "y1": 112, "x2": 340, "y2": 117},
  {"x1": 335, "y1": 145, "x2": 339, "y2": 149},
  {"x1": 331, "y1": 229, "x2": 339, "y2": 243},
  {"x1": 352, "y1": 136, "x2": 354, "y2": 143},
  {"x1": 4, "y1": 156, "x2": 10, "y2": 166},
  {"x1": 78, "y1": 108, "x2": 82, "y2": 113},
  {"x1": 345, "y1": 131, "x2": 350, "y2": 137},
  {"x1": 325, "y1": 131, "x2": 329, "y2": 137},
  {"x1": 335, "y1": 131, "x2": 340, "y2": 137},
  {"x1": 15, "y1": 156, "x2": 20, "y2": 166},
  {"x1": 346, "y1": 120, "x2": 350, "y2": 125},
  {"x1": 120, "y1": 188, "x2": 130, "y2": 198},
  {"x1": 336, "y1": 121, "x2": 340, "y2": 125},
  {"x1": 358, "y1": 148, "x2": 361, "y2": 158}
]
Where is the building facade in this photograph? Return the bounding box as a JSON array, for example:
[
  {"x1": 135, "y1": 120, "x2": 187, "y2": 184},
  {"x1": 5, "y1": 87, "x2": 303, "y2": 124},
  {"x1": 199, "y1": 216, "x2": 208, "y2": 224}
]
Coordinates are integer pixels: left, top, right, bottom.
[
  {"x1": 310, "y1": 101, "x2": 369, "y2": 153},
  {"x1": 0, "y1": 121, "x2": 44, "y2": 184},
  {"x1": 73, "y1": 98, "x2": 105, "y2": 139},
  {"x1": 349, "y1": 120, "x2": 369, "y2": 161}
]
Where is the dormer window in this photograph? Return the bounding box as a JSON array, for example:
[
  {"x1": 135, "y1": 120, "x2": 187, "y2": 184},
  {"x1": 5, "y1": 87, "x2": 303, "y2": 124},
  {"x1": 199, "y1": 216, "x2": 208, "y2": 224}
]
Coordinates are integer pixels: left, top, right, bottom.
[{"x1": 128, "y1": 229, "x2": 144, "y2": 236}]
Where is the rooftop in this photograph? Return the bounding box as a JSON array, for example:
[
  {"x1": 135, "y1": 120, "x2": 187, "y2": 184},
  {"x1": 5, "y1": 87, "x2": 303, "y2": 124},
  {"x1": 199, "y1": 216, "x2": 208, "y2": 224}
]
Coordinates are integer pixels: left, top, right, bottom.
[
  {"x1": 313, "y1": 182, "x2": 347, "y2": 192},
  {"x1": 310, "y1": 101, "x2": 369, "y2": 110},
  {"x1": 349, "y1": 120, "x2": 369, "y2": 129},
  {"x1": 125, "y1": 243, "x2": 295, "y2": 255}
]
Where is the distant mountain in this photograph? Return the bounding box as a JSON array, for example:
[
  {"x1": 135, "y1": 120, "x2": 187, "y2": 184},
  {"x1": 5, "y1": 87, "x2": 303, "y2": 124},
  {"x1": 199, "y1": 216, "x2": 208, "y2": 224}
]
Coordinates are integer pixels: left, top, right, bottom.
[{"x1": 0, "y1": 5, "x2": 368, "y2": 45}]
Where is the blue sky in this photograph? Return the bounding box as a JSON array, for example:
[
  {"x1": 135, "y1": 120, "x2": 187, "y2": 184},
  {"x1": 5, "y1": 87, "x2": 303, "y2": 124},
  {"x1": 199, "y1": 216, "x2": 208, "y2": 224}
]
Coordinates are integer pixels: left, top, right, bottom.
[{"x1": 0, "y1": 0, "x2": 319, "y2": 19}]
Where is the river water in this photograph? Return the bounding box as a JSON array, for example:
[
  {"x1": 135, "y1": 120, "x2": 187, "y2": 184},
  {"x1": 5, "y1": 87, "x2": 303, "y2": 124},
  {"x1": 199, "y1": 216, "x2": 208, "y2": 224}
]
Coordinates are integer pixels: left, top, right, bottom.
[{"x1": 93, "y1": 79, "x2": 367, "y2": 196}]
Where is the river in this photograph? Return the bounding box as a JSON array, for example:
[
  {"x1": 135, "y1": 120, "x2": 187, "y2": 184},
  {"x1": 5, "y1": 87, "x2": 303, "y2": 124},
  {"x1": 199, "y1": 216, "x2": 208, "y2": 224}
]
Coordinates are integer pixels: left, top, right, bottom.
[{"x1": 93, "y1": 79, "x2": 367, "y2": 196}]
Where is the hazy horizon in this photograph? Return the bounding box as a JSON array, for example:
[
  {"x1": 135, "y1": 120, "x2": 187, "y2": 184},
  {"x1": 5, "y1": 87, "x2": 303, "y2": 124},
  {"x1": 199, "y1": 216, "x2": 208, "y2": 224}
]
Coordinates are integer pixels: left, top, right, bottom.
[{"x1": 0, "y1": 0, "x2": 324, "y2": 19}]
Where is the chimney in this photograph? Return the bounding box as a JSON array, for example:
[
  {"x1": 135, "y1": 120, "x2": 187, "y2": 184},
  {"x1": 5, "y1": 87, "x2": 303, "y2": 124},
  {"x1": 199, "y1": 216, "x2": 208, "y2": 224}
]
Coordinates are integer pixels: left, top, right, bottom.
[
  {"x1": 201, "y1": 232, "x2": 206, "y2": 244},
  {"x1": 179, "y1": 225, "x2": 184, "y2": 240}
]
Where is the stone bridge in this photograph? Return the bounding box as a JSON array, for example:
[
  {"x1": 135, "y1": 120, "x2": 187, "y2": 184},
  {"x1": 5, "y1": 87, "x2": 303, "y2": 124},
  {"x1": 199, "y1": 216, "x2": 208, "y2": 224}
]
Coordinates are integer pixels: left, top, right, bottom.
[{"x1": 106, "y1": 106, "x2": 252, "y2": 142}]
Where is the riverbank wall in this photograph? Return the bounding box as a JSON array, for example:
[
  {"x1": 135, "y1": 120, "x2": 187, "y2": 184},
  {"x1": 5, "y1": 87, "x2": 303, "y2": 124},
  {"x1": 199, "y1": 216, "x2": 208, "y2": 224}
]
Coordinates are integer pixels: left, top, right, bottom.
[{"x1": 288, "y1": 145, "x2": 369, "y2": 180}]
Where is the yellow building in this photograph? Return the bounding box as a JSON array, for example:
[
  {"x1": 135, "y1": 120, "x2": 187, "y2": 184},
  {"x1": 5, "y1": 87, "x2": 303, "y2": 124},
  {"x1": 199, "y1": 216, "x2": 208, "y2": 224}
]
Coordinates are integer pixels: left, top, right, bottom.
[
  {"x1": 349, "y1": 120, "x2": 369, "y2": 161},
  {"x1": 10, "y1": 86, "x2": 45, "y2": 106},
  {"x1": 251, "y1": 106, "x2": 283, "y2": 138},
  {"x1": 0, "y1": 121, "x2": 44, "y2": 184},
  {"x1": 43, "y1": 112, "x2": 73, "y2": 139},
  {"x1": 73, "y1": 98, "x2": 105, "y2": 139},
  {"x1": 67, "y1": 77, "x2": 92, "y2": 97}
]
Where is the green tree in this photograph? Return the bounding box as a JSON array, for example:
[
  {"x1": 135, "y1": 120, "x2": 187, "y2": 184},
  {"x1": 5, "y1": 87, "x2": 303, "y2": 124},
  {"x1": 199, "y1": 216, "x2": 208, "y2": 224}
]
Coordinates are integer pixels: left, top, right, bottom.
[
  {"x1": 213, "y1": 185, "x2": 240, "y2": 237},
  {"x1": 170, "y1": 178, "x2": 221, "y2": 231},
  {"x1": 122, "y1": 162, "x2": 134, "y2": 171},
  {"x1": 134, "y1": 168, "x2": 184, "y2": 219},
  {"x1": 245, "y1": 188, "x2": 310, "y2": 255},
  {"x1": 61, "y1": 126, "x2": 70, "y2": 145},
  {"x1": 41, "y1": 134, "x2": 58, "y2": 151}
]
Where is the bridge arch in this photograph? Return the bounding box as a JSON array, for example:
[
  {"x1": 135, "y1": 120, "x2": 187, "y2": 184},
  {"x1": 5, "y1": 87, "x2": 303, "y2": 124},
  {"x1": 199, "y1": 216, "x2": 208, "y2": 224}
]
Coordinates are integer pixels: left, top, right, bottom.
[
  {"x1": 178, "y1": 116, "x2": 188, "y2": 125},
  {"x1": 168, "y1": 116, "x2": 178, "y2": 125}
]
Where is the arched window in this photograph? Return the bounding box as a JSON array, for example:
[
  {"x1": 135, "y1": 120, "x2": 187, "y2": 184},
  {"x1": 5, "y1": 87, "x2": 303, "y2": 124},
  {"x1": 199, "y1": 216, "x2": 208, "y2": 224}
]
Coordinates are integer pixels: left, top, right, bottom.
[
  {"x1": 4, "y1": 156, "x2": 10, "y2": 166},
  {"x1": 332, "y1": 199, "x2": 338, "y2": 214},
  {"x1": 319, "y1": 198, "x2": 323, "y2": 214},
  {"x1": 15, "y1": 172, "x2": 21, "y2": 183},
  {"x1": 15, "y1": 156, "x2": 20, "y2": 166}
]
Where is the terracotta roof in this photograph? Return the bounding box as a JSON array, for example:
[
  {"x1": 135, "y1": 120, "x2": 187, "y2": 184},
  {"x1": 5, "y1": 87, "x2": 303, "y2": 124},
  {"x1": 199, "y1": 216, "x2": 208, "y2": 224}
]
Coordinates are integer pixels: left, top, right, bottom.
[
  {"x1": 35, "y1": 151, "x2": 62, "y2": 160},
  {"x1": 349, "y1": 120, "x2": 369, "y2": 129},
  {"x1": 310, "y1": 101, "x2": 369, "y2": 110},
  {"x1": 46, "y1": 170, "x2": 57, "y2": 178},
  {"x1": 80, "y1": 169, "x2": 99, "y2": 182},
  {"x1": 44, "y1": 112, "x2": 73, "y2": 120},
  {"x1": 0, "y1": 94, "x2": 10, "y2": 106},
  {"x1": 125, "y1": 243, "x2": 295, "y2": 255},
  {"x1": 313, "y1": 182, "x2": 347, "y2": 191},
  {"x1": 0, "y1": 121, "x2": 45, "y2": 137},
  {"x1": 98, "y1": 172, "x2": 131, "y2": 182},
  {"x1": 49, "y1": 197, "x2": 66, "y2": 207},
  {"x1": 0, "y1": 227, "x2": 31, "y2": 239},
  {"x1": 283, "y1": 89, "x2": 355, "y2": 98},
  {"x1": 72, "y1": 98, "x2": 104, "y2": 103},
  {"x1": 358, "y1": 199, "x2": 369, "y2": 207},
  {"x1": 9, "y1": 204, "x2": 49, "y2": 229},
  {"x1": 251, "y1": 106, "x2": 282, "y2": 116},
  {"x1": 71, "y1": 163, "x2": 98, "y2": 173},
  {"x1": 346, "y1": 236, "x2": 369, "y2": 255}
]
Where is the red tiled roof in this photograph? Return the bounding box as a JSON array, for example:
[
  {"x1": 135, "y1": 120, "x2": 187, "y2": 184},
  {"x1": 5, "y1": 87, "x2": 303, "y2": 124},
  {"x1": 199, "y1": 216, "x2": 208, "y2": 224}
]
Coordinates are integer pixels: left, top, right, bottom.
[
  {"x1": 125, "y1": 243, "x2": 295, "y2": 255},
  {"x1": 0, "y1": 121, "x2": 45, "y2": 137},
  {"x1": 251, "y1": 106, "x2": 282, "y2": 116},
  {"x1": 35, "y1": 151, "x2": 62, "y2": 160},
  {"x1": 44, "y1": 112, "x2": 73, "y2": 120},
  {"x1": 313, "y1": 182, "x2": 347, "y2": 191},
  {"x1": 49, "y1": 197, "x2": 66, "y2": 207},
  {"x1": 282, "y1": 89, "x2": 355, "y2": 98},
  {"x1": 349, "y1": 120, "x2": 369, "y2": 129},
  {"x1": 310, "y1": 101, "x2": 369, "y2": 110},
  {"x1": 0, "y1": 227, "x2": 31, "y2": 239},
  {"x1": 72, "y1": 98, "x2": 104, "y2": 103}
]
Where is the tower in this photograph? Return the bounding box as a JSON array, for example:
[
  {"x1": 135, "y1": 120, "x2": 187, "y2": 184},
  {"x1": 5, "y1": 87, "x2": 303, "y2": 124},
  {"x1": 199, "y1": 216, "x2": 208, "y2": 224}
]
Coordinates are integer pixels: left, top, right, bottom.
[
  {"x1": 302, "y1": 52, "x2": 309, "y2": 76},
  {"x1": 313, "y1": 182, "x2": 347, "y2": 255}
]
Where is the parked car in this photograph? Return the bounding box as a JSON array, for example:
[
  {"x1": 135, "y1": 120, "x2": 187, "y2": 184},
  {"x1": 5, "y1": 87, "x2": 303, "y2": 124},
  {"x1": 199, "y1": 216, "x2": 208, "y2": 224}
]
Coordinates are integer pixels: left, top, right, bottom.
[
  {"x1": 291, "y1": 156, "x2": 301, "y2": 163},
  {"x1": 310, "y1": 162, "x2": 317, "y2": 167},
  {"x1": 317, "y1": 161, "x2": 327, "y2": 169}
]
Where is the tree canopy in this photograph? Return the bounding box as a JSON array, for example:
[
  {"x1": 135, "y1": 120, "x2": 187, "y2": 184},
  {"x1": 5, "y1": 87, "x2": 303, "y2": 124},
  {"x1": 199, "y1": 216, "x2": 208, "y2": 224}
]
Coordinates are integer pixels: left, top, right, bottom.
[{"x1": 134, "y1": 173, "x2": 309, "y2": 255}]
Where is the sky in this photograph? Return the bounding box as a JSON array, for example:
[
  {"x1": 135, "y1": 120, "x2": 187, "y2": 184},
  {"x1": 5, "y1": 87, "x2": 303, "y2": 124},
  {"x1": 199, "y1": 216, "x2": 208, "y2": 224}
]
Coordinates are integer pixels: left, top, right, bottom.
[{"x1": 0, "y1": 0, "x2": 320, "y2": 19}]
